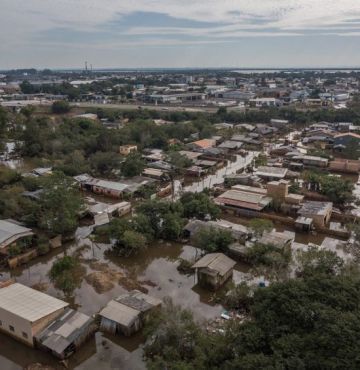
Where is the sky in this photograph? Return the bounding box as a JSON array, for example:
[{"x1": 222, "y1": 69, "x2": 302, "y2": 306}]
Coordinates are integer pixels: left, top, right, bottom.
[{"x1": 2, "y1": 0, "x2": 360, "y2": 69}]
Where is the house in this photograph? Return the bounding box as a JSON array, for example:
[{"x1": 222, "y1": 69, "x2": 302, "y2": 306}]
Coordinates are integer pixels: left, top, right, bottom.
[
  {"x1": 295, "y1": 216, "x2": 313, "y2": 232},
  {"x1": 86, "y1": 198, "x2": 131, "y2": 219},
  {"x1": 270, "y1": 119, "x2": 289, "y2": 128},
  {"x1": 187, "y1": 139, "x2": 216, "y2": 152},
  {"x1": 0, "y1": 219, "x2": 34, "y2": 255},
  {"x1": 119, "y1": 145, "x2": 137, "y2": 156},
  {"x1": 334, "y1": 133, "x2": 360, "y2": 150},
  {"x1": 215, "y1": 189, "x2": 272, "y2": 212},
  {"x1": 192, "y1": 253, "x2": 236, "y2": 290},
  {"x1": 0, "y1": 282, "x2": 69, "y2": 346},
  {"x1": 99, "y1": 290, "x2": 161, "y2": 336},
  {"x1": 218, "y1": 140, "x2": 243, "y2": 151},
  {"x1": 255, "y1": 166, "x2": 288, "y2": 181},
  {"x1": 143, "y1": 148, "x2": 165, "y2": 162},
  {"x1": 179, "y1": 150, "x2": 203, "y2": 162},
  {"x1": 292, "y1": 155, "x2": 329, "y2": 168},
  {"x1": 298, "y1": 201, "x2": 333, "y2": 228},
  {"x1": 142, "y1": 168, "x2": 170, "y2": 181},
  {"x1": 186, "y1": 165, "x2": 207, "y2": 177},
  {"x1": 258, "y1": 230, "x2": 294, "y2": 249},
  {"x1": 266, "y1": 180, "x2": 304, "y2": 204},
  {"x1": 35, "y1": 308, "x2": 96, "y2": 359},
  {"x1": 183, "y1": 219, "x2": 249, "y2": 242},
  {"x1": 75, "y1": 175, "x2": 129, "y2": 198},
  {"x1": 329, "y1": 159, "x2": 360, "y2": 174}
]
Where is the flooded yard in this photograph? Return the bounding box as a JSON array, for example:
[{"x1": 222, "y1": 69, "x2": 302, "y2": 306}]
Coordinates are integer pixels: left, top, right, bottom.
[{"x1": 0, "y1": 229, "x2": 249, "y2": 369}]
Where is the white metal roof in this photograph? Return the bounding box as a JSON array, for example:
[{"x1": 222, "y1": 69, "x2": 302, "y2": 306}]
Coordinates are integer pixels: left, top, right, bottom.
[
  {"x1": 99, "y1": 300, "x2": 139, "y2": 327},
  {"x1": 0, "y1": 283, "x2": 68, "y2": 323}
]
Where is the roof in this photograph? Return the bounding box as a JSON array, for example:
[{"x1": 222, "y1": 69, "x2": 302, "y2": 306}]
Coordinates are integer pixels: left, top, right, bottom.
[
  {"x1": 258, "y1": 230, "x2": 294, "y2": 248},
  {"x1": 0, "y1": 283, "x2": 68, "y2": 323},
  {"x1": 35, "y1": 308, "x2": 94, "y2": 354},
  {"x1": 0, "y1": 220, "x2": 34, "y2": 249},
  {"x1": 190, "y1": 139, "x2": 216, "y2": 149},
  {"x1": 334, "y1": 132, "x2": 360, "y2": 139},
  {"x1": 231, "y1": 185, "x2": 267, "y2": 195},
  {"x1": 218, "y1": 140, "x2": 243, "y2": 149},
  {"x1": 255, "y1": 166, "x2": 287, "y2": 178},
  {"x1": 99, "y1": 300, "x2": 139, "y2": 327},
  {"x1": 298, "y1": 201, "x2": 333, "y2": 216},
  {"x1": 95, "y1": 180, "x2": 129, "y2": 192},
  {"x1": 179, "y1": 150, "x2": 202, "y2": 161},
  {"x1": 216, "y1": 190, "x2": 272, "y2": 211},
  {"x1": 99, "y1": 290, "x2": 161, "y2": 327},
  {"x1": 192, "y1": 253, "x2": 236, "y2": 276}
]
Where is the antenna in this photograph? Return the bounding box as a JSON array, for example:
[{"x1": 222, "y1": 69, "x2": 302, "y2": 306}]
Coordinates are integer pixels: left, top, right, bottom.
[{"x1": 85, "y1": 61, "x2": 88, "y2": 72}]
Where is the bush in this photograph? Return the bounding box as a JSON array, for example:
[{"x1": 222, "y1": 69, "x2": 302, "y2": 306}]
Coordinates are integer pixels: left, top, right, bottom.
[{"x1": 51, "y1": 100, "x2": 70, "y2": 114}]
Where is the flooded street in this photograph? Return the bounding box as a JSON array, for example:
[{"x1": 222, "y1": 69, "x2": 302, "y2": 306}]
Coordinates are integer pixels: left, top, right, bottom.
[{"x1": 172, "y1": 152, "x2": 258, "y2": 198}]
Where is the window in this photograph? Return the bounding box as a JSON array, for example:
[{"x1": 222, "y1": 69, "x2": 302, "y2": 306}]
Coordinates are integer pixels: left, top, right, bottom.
[
  {"x1": 22, "y1": 332, "x2": 28, "y2": 339},
  {"x1": 9, "y1": 325, "x2": 14, "y2": 332}
]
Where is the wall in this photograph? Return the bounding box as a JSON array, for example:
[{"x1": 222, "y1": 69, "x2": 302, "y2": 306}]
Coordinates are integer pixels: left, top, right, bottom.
[
  {"x1": 31, "y1": 307, "x2": 68, "y2": 338},
  {"x1": 0, "y1": 307, "x2": 33, "y2": 346}
]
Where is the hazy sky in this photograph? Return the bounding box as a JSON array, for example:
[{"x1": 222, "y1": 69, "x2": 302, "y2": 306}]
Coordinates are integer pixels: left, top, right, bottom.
[{"x1": 2, "y1": 0, "x2": 360, "y2": 69}]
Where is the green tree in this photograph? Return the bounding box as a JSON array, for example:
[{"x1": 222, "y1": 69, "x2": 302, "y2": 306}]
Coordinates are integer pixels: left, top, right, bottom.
[
  {"x1": 161, "y1": 212, "x2": 185, "y2": 241},
  {"x1": 49, "y1": 256, "x2": 84, "y2": 295},
  {"x1": 121, "y1": 152, "x2": 145, "y2": 177},
  {"x1": 192, "y1": 226, "x2": 233, "y2": 253},
  {"x1": 249, "y1": 218, "x2": 273, "y2": 237},
  {"x1": 180, "y1": 192, "x2": 220, "y2": 220},
  {"x1": 38, "y1": 172, "x2": 84, "y2": 235},
  {"x1": 114, "y1": 230, "x2": 147, "y2": 257},
  {"x1": 51, "y1": 100, "x2": 71, "y2": 114}
]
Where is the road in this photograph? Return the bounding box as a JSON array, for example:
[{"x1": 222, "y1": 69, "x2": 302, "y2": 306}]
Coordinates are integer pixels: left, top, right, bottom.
[{"x1": 70, "y1": 102, "x2": 245, "y2": 113}]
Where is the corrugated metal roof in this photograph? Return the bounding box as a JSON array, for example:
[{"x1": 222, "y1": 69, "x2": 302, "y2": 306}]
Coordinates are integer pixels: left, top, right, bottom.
[
  {"x1": 192, "y1": 253, "x2": 236, "y2": 276},
  {"x1": 0, "y1": 283, "x2": 68, "y2": 323},
  {"x1": 35, "y1": 308, "x2": 94, "y2": 354},
  {"x1": 0, "y1": 220, "x2": 33, "y2": 247},
  {"x1": 99, "y1": 300, "x2": 139, "y2": 327}
]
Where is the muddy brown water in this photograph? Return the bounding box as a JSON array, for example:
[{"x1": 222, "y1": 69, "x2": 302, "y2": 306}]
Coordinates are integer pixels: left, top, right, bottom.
[{"x1": 0, "y1": 230, "x2": 251, "y2": 370}]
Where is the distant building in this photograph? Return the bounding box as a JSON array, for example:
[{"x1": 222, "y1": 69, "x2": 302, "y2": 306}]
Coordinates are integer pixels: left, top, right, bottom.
[
  {"x1": 334, "y1": 133, "x2": 360, "y2": 150},
  {"x1": 192, "y1": 253, "x2": 236, "y2": 290},
  {"x1": 119, "y1": 145, "x2": 137, "y2": 156},
  {"x1": 0, "y1": 282, "x2": 68, "y2": 346},
  {"x1": 255, "y1": 166, "x2": 288, "y2": 181}
]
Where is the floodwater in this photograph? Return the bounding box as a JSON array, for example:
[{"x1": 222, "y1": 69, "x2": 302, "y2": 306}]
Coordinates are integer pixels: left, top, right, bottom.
[
  {"x1": 172, "y1": 152, "x2": 258, "y2": 198},
  {"x1": 0, "y1": 227, "x2": 249, "y2": 370}
]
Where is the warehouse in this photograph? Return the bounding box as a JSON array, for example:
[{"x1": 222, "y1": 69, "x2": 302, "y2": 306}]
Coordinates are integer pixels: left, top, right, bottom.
[{"x1": 0, "y1": 282, "x2": 68, "y2": 346}]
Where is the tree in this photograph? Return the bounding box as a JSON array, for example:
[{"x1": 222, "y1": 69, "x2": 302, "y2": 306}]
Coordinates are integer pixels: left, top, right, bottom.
[
  {"x1": 49, "y1": 255, "x2": 84, "y2": 295},
  {"x1": 161, "y1": 212, "x2": 184, "y2": 241},
  {"x1": 38, "y1": 172, "x2": 84, "y2": 235},
  {"x1": 121, "y1": 152, "x2": 145, "y2": 177},
  {"x1": 249, "y1": 218, "x2": 273, "y2": 237},
  {"x1": 192, "y1": 226, "x2": 233, "y2": 253},
  {"x1": 51, "y1": 100, "x2": 71, "y2": 114},
  {"x1": 166, "y1": 151, "x2": 192, "y2": 173},
  {"x1": 180, "y1": 192, "x2": 220, "y2": 220},
  {"x1": 90, "y1": 151, "x2": 120, "y2": 176},
  {"x1": 114, "y1": 230, "x2": 147, "y2": 257}
]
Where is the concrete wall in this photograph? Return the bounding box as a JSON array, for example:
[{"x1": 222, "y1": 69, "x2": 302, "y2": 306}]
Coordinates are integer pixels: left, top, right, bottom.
[{"x1": 0, "y1": 308, "x2": 34, "y2": 346}]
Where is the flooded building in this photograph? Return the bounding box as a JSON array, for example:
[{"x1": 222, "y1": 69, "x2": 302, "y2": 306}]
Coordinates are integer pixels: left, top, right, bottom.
[
  {"x1": 99, "y1": 290, "x2": 162, "y2": 337},
  {"x1": 192, "y1": 253, "x2": 236, "y2": 290},
  {"x1": 258, "y1": 230, "x2": 295, "y2": 249},
  {"x1": 215, "y1": 189, "x2": 272, "y2": 212},
  {"x1": 298, "y1": 201, "x2": 333, "y2": 228},
  {"x1": 35, "y1": 308, "x2": 96, "y2": 359},
  {"x1": 184, "y1": 219, "x2": 250, "y2": 242},
  {"x1": 119, "y1": 144, "x2": 137, "y2": 156},
  {"x1": 0, "y1": 219, "x2": 34, "y2": 256},
  {"x1": 0, "y1": 282, "x2": 68, "y2": 347},
  {"x1": 255, "y1": 166, "x2": 288, "y2": 181}
]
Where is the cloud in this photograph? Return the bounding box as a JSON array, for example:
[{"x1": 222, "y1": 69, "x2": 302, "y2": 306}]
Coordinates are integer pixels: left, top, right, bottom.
[{"x1": 1, "y1": 0, "x2": 360, "y2": 67}]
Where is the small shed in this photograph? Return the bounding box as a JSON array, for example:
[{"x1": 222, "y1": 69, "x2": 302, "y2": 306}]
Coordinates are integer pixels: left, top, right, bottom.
[
  {"x1": 99, "y1": 290, "x2": 162, "y2": 337},
  {"x1": 192, "y1": 253, "x2": 236, "y2": 290},
  {"x1": 295, "y1": 216, "x2": 313, "y2": 232},
  {"x1": 35, "y1": 308, "x2": 96, "y2": 359},
  {"x1": 258, "y1": 230, "x2": 294, "y2": 249}
]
